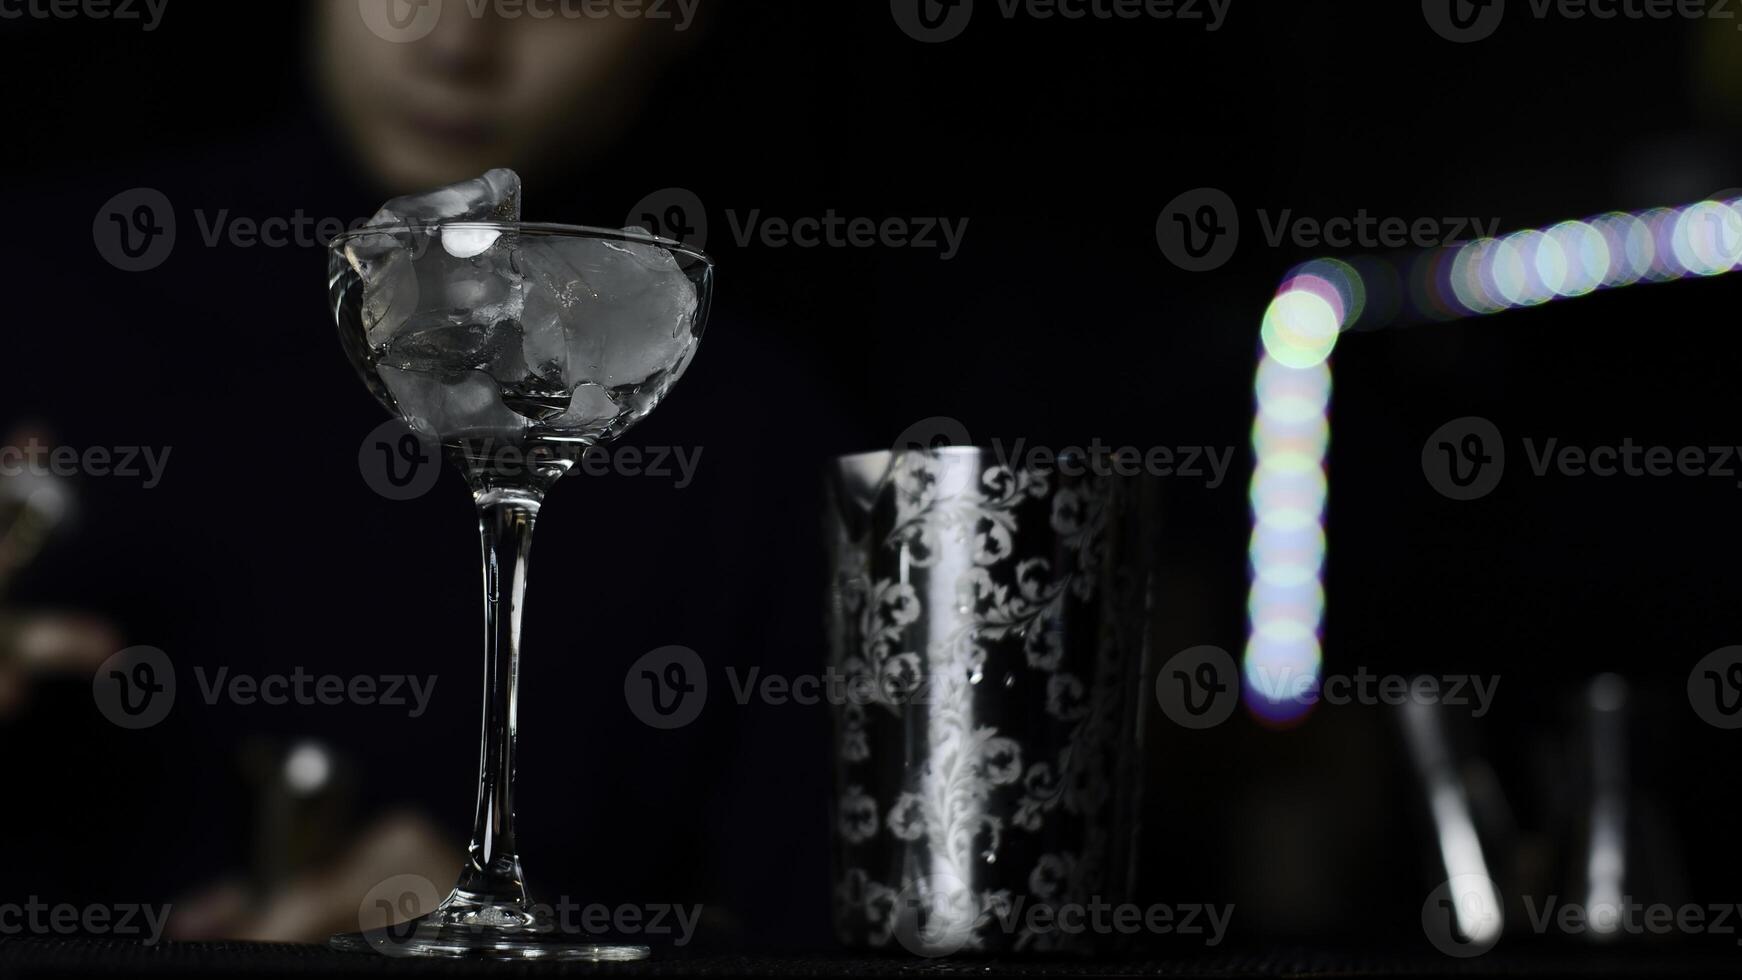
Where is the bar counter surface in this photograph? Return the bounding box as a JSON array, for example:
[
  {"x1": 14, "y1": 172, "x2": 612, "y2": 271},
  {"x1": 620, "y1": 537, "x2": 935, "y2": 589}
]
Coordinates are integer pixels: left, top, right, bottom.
[{"x1": 1, "y1": 937, "x2": 1737, "y2": 978}]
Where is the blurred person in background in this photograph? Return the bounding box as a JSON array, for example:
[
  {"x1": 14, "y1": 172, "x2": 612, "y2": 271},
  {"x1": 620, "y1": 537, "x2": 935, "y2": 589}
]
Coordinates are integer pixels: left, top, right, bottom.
[{"x1": 317, "y1": 0, "x2": 696, "y2": 192}]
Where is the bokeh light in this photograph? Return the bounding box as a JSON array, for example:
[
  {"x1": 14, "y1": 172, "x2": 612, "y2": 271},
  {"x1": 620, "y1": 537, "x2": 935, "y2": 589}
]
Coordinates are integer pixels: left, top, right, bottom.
[
  {"x1": 1404, "y1": 199, "x2": 1742, "y2": 319},
  {"x1": 1246, "y1": 194, "x2": 1742, "y2": 729},
  {"x1": 1245, "y1": 353, "x2": 1332, "y2": 724},
  {"x1": 1261, "y1": 289, "x2": 1342, "y2": 369}
]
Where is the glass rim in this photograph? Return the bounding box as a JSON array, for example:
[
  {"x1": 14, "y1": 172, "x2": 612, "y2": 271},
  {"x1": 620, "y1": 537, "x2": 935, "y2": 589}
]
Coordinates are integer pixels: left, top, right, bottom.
[
  {"x1": 835, "y1": 445, "x2": 1147, "y2": 465},
  {"x1": 329, "y1": 221, "x2": 713, "y2": 267},
  {"x1": 835, "y1": 446, "x2": 987, "y2": 466}
]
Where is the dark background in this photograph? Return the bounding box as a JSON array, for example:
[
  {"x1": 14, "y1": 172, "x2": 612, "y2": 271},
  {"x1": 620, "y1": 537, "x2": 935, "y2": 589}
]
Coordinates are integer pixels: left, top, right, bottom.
[{"x1": 3, "y1": 0, "x2": 1742, "y2": 957}]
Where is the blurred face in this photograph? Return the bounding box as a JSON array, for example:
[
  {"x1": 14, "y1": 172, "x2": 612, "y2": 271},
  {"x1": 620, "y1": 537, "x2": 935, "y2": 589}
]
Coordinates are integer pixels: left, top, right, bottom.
[{"x1": 318, "y1": 0, "x2": 682, "y2": 192}]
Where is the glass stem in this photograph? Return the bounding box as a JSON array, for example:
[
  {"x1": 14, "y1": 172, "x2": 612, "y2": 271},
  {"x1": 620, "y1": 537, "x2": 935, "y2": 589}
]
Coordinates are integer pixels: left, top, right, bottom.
[{"x1": 451, "y1": 486, "x2": 542, "y2": 913}]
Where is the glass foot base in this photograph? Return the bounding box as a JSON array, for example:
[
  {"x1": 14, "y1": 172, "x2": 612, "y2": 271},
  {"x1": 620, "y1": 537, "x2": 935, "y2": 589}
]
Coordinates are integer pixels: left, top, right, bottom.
[{"x1": 329, "y1": 912, "x2": 651, "y2": 961}]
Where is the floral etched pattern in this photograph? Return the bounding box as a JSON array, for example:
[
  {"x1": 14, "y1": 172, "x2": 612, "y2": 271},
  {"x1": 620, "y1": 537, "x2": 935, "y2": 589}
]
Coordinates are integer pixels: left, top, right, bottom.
[{"x1": 828, "y1": 449, "x2": 1145, "y2": 954}]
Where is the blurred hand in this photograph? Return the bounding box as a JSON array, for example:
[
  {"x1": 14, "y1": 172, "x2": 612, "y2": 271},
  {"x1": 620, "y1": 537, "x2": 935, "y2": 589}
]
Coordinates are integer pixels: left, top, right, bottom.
[
  {"x1": 168, "y1": 811, "x2": 460, "y2": 943},
  {"x1": 0, "y1": 612, "x2": 121, "y2": 718}
]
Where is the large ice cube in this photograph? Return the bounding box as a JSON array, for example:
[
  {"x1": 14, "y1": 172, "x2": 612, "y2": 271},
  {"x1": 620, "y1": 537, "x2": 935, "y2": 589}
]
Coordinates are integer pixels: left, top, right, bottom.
[
  {"x1": 516, "y1": 233, "x2": 699, "y2": 391},
  {"x1": 358, "y1": 240, "x2": 528, "y2": 351},
  {"x1": 347, "y1": 175, "x2": 703, "y2": 445},
  {"x1": 384, "y1": 316, "x2": 529, "y2": 381},
  {"x1": 373, "y1": 168, "x2": 522, "y2": 225},
  {"x1": 358, "y1": 250, "x2": 418, "y2": 347},
  {"x1": 349, "y1": 169, "x2": 524, "y2": 349},
  {"x1": 551, "y1": 383, "x2": 619, "y2": 430},
  {"x1": 432, "y1": 246, "x2": 526, "y2": 323},
  {"x1": 345, "y1": 168, "x2": 521, "y2": 281},
  {"x1": 377, "y1": 365, "x2": 526, "y2": 442}
]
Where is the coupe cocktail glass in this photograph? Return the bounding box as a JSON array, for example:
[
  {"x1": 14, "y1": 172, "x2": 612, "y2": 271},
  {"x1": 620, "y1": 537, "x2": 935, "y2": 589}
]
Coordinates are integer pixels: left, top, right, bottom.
[{"x1": 326, "y1": 222, "x2": 713, "y2": 960}]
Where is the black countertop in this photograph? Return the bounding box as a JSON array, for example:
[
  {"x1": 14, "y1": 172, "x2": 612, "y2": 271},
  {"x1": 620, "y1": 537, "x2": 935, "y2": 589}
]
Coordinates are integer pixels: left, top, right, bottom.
[{"x1": 1, "y1": 939, "x2": 1736, "y2": 978}]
